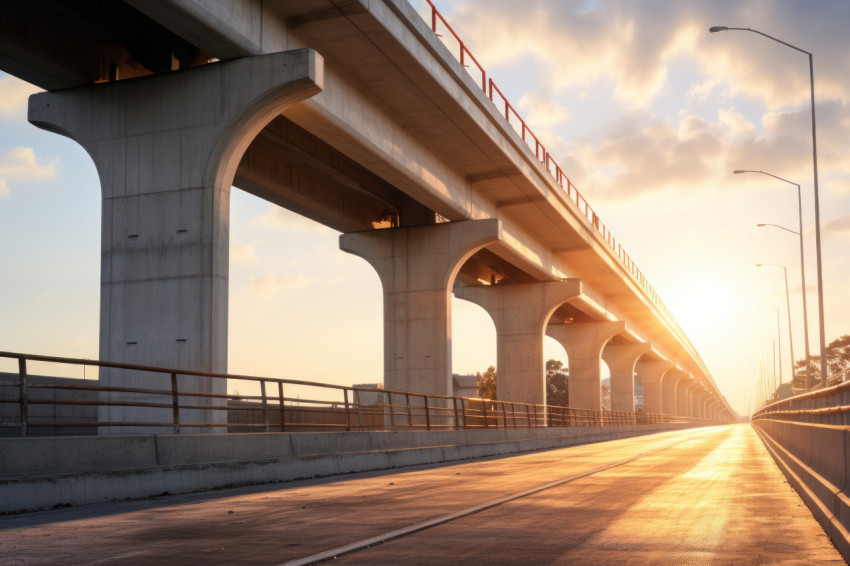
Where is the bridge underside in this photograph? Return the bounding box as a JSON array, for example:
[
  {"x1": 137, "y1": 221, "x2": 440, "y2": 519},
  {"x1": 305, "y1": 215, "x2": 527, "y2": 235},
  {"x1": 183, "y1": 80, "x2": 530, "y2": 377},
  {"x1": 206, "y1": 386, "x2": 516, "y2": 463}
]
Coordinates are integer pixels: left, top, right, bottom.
[{"x1": 6, "y1": 0, "x2": 732, "y2": 423}]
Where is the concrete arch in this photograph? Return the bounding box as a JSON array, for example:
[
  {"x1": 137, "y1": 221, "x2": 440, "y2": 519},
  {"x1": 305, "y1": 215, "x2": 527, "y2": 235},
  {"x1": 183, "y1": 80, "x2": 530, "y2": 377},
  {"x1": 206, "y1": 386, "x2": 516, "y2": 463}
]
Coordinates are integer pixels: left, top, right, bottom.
[{"x1": 27, "y1": 50, "x2": 324, "y2": 431}]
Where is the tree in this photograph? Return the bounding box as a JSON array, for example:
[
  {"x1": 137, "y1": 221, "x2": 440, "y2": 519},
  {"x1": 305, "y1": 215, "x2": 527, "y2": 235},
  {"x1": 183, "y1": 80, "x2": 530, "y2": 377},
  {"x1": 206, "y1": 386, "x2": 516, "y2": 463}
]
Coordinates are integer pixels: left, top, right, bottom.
[
  {"x1": 476, "y1": 365, "x2": 497, "y2": 400},
  {"x1": 546, "y1": 359, "x2": 569, "y2": 407},
  {"x1": 793, "y1": 334, "x2": 850, "y2": 389}
]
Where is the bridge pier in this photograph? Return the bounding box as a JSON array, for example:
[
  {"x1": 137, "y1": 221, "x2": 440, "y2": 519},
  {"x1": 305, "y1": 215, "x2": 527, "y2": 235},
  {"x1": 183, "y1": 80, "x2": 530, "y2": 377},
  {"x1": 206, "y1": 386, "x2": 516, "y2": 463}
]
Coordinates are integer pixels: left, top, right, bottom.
[
  {"x1": 547, "y1": 321, "x2": 625, "y2": 412},
  {"x1": 690, "y1": 387, "x2": 704, "y2": 419},
  {"x1": 602, "y1": 343, "x2": 650, "y2": 412},
  {"x1": 341, "y1": 220, "x2": 500, "y2": 397},
  {"x1": 674, "y1": 374, "x2": 694, "y2": 417},
  {"x1": 635, "y1": 359, "x2": 674, "y2": 414},
  {"x1": 28, "y1": 50, "x2": 323, "y2": 432},
  {"x1": 453, "y1": 280, "x2": 582, "y2": 405}
]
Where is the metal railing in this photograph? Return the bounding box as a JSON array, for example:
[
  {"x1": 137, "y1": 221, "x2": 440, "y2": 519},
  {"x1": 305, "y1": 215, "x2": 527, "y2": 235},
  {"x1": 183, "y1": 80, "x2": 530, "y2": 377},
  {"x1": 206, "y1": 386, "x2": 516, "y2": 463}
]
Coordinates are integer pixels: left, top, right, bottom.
[
  {"x1": 752, "y1": 367, "x2": 850, "y2": 425},
  {"x1": 420, "y1": 0, "x2": 714, "y2": 387},
  {"x1": 0, "y1": 351, "x2": 718, "y2": 436}
]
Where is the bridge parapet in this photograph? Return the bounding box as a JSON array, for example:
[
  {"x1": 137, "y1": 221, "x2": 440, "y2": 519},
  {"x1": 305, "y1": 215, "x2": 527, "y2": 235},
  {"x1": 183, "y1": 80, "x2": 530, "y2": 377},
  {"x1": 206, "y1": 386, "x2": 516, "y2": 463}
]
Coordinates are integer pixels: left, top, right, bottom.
[{"x1": 752, "y1": 380, "x2": 850, "y2": 560}]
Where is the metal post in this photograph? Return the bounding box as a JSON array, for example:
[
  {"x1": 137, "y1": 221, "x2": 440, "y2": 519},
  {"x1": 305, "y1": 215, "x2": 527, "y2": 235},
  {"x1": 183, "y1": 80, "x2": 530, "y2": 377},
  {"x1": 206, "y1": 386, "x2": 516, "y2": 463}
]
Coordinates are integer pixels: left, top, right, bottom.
[
  {"x1": 405, "y1": 393, "x2": 413, "y2": 429},
  {"x1": 355, "y1": 389, "x2": 363, "y2": 430},
  {"x1": 278, "y1": 381, "x2": 286, "y2": 432},
  {"x1": 453, "y1": 397, "x2": 460, "y2": 430},
  {"x1": 170, "y1": 372, "x2": 180, "y2": 434},
  {"x1": 260, "y1": 380, "x2": 270, "y2": 433},
  {"x1": 423, "y1": 395, "x2": 431, "y2": 431},
  {"x1": 461, "y1": 398, "x2": 468, "y2": 429},
  {"x1": 18, "y1": 357, "x2": 28, "y2": 437},
  {"x1": 388, "y1": 392, "x2": 396, "y2": 429},
  {"x1": 482, "y1": 400, "x2": 489, "y2": 429},
  {"x1": 344, "y1": 389, "x2": 351, "y2": 432}
]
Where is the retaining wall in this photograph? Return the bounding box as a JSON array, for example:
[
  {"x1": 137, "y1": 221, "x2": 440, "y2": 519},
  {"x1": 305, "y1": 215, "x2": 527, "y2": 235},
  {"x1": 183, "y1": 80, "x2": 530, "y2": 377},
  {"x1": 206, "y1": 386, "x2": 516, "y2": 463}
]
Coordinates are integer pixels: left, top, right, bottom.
[{"x1": 1, "y1": 423, "x2": 696, "y2": 512}]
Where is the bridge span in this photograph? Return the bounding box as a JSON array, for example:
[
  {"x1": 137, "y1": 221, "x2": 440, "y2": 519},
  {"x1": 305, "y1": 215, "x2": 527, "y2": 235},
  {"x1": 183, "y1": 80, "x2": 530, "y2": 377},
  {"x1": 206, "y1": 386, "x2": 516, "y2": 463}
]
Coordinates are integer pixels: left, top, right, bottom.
[
  {"x1": 0, "y1": 0, "x2": 734, "y2": 422},
  {"x1": 1, "y1": 425, "x2": 841, "y2": 564}
]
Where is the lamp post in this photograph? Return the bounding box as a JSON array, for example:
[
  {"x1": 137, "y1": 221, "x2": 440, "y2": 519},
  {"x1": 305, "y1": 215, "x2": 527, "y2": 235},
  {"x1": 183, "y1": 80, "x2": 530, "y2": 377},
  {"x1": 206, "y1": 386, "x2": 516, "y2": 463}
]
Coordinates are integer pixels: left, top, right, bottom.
[
  {"x1": 757, "y1": 304, "x2": 782, "y2": 395},
  {"x1": 735, "y1": 169, "x2": 811, "y2": 389},
  {"x1": 712, "y1": 26, "x2": 827, "y2": 388},
  {"x1": 756, "y1": 263, "x2": 796, "y2": 393}
]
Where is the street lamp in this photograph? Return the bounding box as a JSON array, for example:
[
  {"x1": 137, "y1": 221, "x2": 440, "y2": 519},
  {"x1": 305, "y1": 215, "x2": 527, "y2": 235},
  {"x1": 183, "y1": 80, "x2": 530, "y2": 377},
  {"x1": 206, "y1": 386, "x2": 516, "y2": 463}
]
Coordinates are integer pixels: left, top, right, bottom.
[
  {"x1": 715, "y1": 26, "x2": 827, "y2": 388},
  {"x1": 757, "y1": 303, "x2": 782, "y2": 395},
  {"x1": 756, "y1": 263, "x2": 796, "y2": 393},
  {"x1": 736, "y1": 169, "x2": 812, "y2": 389}
]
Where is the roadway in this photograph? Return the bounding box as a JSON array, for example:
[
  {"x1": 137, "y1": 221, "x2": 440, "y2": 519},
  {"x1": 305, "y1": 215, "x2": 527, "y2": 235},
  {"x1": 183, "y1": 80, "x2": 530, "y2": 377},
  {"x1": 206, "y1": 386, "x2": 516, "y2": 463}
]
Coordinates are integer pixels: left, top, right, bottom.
[{"x1": 1, "y1": 425, "x2": 841, "y2": 564}]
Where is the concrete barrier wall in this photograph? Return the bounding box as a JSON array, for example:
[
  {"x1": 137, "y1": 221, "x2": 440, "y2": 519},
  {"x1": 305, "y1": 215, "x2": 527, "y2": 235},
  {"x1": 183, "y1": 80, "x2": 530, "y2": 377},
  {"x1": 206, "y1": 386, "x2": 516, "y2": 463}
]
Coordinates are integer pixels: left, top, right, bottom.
[
  {"x1": 752, "y1": 420, "x2": 850, "y2": 560},
  {"x1": 0, "y1": 423, "x2": 696, "y2": 512}
]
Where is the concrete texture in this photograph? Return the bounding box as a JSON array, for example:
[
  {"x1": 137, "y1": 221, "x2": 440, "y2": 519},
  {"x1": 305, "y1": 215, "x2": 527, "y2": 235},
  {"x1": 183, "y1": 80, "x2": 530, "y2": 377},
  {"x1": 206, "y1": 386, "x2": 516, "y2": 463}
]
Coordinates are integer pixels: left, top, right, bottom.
[
  {"x1": 0, "y1": 424, "x2": 694, "y2": 513},
  {"x1": 453, "y1": 280, "x2": 582, "y2": 405},
  {"x1": 602, "y1": 342, "x2": 650, "y2": 412},
  {"x1": 1, "y1": 425, "x2": 839, "y2": 564},
  {"x1": 27, "y1": 49, "x2": 323, "y2": 432},
  {"x1": 340, "y1": 220, "x2": 501, "y2": 397},
  {"x1": 635, "y1": 359, "x2": 673, "y2": 414},
  {"x1": 547, "y1": 321, "x2": 625, "y2": 411},
  {"x1": 754, "y1": 419, "x2": 850, "y2": 561}
]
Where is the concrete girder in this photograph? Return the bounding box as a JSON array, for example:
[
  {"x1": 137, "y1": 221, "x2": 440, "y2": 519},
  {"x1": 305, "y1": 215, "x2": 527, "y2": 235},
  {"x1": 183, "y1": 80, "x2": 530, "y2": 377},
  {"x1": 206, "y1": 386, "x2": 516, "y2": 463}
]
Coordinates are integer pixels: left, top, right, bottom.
[
  {"x1": 453, "y1": 279, "x2": 582, "y2": 405},
  {"x1": 547, "y1": 321, "x2": 626, "y2": 412},
  {"x1": 341, "y1": 219, "x2": 501, "y2": 397},
  {"x1": 27, "y1": 49, "x2": 323, "y2": 432},
  {"x1": 635, "y1": 359, "x2": 674, "y2": 415},
  {"x1": 602, "y1": 342, "x2": 651, "y2": 412}
]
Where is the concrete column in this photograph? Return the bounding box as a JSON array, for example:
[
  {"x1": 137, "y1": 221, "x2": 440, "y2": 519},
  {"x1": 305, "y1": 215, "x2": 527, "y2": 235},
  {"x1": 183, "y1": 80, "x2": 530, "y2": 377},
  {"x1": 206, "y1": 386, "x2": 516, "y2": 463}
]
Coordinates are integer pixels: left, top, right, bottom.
[
  {"x1": 28, "y1": 50, "x2": 323, "y2": 432},
  {"x1": 689, "y1": 386, "x2": 701, "y2": 418},
  {"x1": 602, "y1": 343, "x2": 650, "y2": 412},
  {"x1": 676, "y1": 377, "x2": 694, "y2": 417},
  {"x1": 701, "y1": 395, "x2": 711, "y2": 420},
  {"x1": 453, "y1": 280, "x2": 582, "y2": 404},
  {"x1": 661, "y1": 370, "x2": 683, "y2": 416},
  {"x1": 635, "y1": 359, "x2": 673, "y2": 415},
  {"x1": 341, "y1": 219, "x2": 500, "y2": 396},
  {"x1": 547, "y1": 321, "x2": 625, "y2": 411}
]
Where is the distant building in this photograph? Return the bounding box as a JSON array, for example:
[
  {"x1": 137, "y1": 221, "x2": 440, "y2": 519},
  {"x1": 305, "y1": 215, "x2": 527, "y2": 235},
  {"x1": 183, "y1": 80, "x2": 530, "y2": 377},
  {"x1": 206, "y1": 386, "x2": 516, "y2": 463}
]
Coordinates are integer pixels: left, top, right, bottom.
[
  {"x1": 353, "y1": 383, "x2": 385, "y2": 405},
  {"x1": 452, "y1": 373, "x2": 478, "y2": 398}
]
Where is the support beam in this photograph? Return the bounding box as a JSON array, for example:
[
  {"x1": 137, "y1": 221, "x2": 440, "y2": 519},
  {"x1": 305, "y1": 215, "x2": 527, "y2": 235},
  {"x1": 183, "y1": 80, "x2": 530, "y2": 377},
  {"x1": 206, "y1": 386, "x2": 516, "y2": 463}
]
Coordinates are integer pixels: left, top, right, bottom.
[
  {"x1": 602, "y1": 343, "x2": 650, "y2": 412},
  {"x1": 547, "y1": 321, "x2": 625, "y2": 411},
  {"x1": 341, "y1": 219, "x2": 501, "y2": 396},
  {"x1": 454, "y1": 280, "x2": 582, "y2": 405},
  {"x1": 28, "y1": 49, "x2": 323, "y2": 432},
  {"x1": 635, "y1": 359, "x2": 673, "y2": 415}
]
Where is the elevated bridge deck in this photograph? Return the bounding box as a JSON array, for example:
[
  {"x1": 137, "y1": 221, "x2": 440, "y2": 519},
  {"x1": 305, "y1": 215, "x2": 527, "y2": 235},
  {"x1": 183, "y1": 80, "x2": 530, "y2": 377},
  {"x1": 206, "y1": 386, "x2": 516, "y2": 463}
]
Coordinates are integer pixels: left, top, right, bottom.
[{"x1": 2, "y1": 425, "x2": 840, "y2": 564}]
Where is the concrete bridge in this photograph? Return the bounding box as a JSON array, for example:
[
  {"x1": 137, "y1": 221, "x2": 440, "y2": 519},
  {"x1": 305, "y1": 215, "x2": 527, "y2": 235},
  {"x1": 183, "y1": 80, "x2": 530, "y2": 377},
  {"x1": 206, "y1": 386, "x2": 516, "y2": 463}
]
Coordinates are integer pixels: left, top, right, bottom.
[{"x1": 0, "y1": 0, "x2": 733, "y2": 421}]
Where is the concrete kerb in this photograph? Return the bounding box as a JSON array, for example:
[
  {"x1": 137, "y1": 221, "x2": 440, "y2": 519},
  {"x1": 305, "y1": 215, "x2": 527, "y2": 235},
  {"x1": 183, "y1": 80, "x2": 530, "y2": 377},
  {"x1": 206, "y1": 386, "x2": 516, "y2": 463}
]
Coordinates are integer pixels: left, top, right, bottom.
[{"x1": 1, "y1": 423, "x2": 702, "y2": 512}]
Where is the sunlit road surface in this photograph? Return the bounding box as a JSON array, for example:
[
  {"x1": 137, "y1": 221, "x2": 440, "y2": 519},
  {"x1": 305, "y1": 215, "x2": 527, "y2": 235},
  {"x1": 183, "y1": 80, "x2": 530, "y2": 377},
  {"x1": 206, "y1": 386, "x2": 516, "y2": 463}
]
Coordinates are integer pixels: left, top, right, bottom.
[{"x1": 1, "y1": 425, "x2": 842, "y2": 565}]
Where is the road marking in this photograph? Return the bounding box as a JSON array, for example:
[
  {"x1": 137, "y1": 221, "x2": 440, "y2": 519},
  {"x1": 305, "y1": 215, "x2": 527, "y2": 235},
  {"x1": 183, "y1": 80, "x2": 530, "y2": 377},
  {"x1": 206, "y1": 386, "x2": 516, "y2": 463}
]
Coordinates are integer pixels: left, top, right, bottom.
[{"x1": 280, "y1": 438, "x2": 684, "y2": 566}]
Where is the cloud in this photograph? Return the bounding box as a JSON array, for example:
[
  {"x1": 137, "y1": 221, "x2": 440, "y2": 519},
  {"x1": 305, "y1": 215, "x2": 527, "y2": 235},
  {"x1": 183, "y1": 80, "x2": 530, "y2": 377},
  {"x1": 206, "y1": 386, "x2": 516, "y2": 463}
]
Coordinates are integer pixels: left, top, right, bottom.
[
  {"x1": 0, "y1": 75, "x2": 41, "y2": 119},
  {"x1": 251, "y1": 205, "x2": 330, "y2": 234},
  {"x1": 0, "y1": 147, "x2": 59, "y2": 198},
  {"x1": 823, "y1": 215, "x2": 850, "y2": 237},
  {"x1": 248, "y1": 273, "x2": 309, "y2": 297},
  {"x1": 230, "y1": 240, "x2": 258, "y2": 264}
]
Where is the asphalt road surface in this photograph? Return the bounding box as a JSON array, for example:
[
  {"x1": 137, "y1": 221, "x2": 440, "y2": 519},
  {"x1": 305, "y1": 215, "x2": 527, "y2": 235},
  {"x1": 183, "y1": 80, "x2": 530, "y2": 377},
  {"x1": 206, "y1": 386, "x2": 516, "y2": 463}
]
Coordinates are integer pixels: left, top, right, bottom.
[{"x1": 1, "y1": 424, "x2": 842, "y2": 564}]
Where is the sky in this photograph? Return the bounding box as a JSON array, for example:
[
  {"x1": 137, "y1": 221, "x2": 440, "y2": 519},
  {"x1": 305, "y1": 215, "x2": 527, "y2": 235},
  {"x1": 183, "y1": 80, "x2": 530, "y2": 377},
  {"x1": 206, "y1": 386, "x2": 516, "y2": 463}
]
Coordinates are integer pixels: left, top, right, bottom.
[{"x1": 2, "y1": 0, "x2": 850, "y2": 416}]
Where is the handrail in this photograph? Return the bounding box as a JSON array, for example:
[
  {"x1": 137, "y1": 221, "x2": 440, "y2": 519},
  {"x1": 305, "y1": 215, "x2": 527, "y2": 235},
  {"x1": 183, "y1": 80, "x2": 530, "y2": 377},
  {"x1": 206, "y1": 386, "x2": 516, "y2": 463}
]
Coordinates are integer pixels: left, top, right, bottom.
[
  {"x1": 421, "y1": 0, "x2": 717, "y2": 394},
  {"x1": 753, "y1": 367, "x2": 850, "y2": 424},
  {"x1": 0, "y1": 350, "x2": 721, "y2": 435}
]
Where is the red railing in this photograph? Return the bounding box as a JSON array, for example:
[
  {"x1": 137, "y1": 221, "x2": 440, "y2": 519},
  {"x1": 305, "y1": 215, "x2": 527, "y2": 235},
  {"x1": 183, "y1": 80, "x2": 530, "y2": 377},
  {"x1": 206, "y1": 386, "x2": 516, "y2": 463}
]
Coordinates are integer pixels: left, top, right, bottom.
[{"x1": 422, "y1": 0, "x2": 713, "y2": 388}]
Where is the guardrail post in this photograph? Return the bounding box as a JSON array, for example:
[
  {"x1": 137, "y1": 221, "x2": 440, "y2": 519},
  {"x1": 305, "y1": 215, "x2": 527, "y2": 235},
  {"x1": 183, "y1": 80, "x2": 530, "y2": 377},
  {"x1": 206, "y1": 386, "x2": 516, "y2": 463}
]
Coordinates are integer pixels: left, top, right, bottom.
[
  {"x1": 344, "y1": 389, "x2": 351, "y2": 432},
  {"x1": 260, "y1": 380, "x2": 270, "y2": 433},
  {"x1": 405, "y1": 393, "x2": 413, "y2": 429},
  {"x1": 461, "y1": 398, "x2": 468, "y2": 429},
  {"x1": 482, "y1": 401, "x2": 489, "y2": 429},
  {"x1": 170, "y1": 372, "x2": 180, "y2": 434},
  {"x1": 501, "y1": 402, "x2": 507, "y2": 429},
  {"x1": 388, "y1": 392, "x2": 396, "y2": 429},
  {"x1": 532, "y1": 404, "x2": 537, "y2": 428},
  {"x1": 18, "y1": 357, "x2": 28, "y2": 437},
  {"x1": 355, "y1": 389, "x2": 363, "y2": 430},
  {"x1": 424, "y1": 395, "x2": 431, "y2": 431},
  {"x1": 278, "y1": 382, "x2": 286, "y2": 432},
  {"x1": 453, "y1": 397, "x2": 460, "y2": 430},
  {"x1": 526, "y1": 404, "x2": 531, "y2": 428}
]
